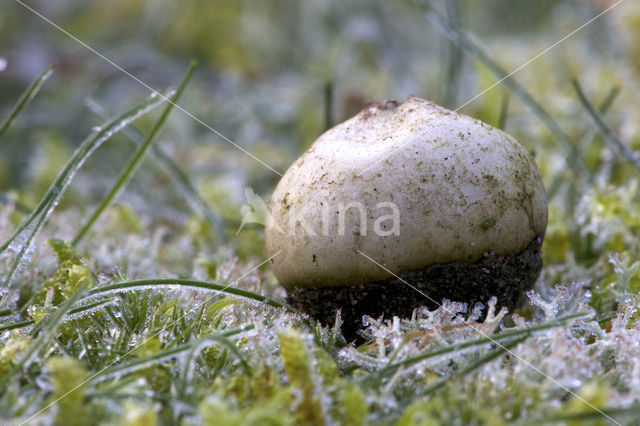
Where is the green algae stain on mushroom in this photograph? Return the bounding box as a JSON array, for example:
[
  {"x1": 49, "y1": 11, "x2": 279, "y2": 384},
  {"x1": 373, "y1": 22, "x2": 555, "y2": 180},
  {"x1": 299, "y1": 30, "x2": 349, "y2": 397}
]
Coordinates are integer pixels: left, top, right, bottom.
[{"x1": 481, "y1": 216, "x2": 497, "y2": 230}]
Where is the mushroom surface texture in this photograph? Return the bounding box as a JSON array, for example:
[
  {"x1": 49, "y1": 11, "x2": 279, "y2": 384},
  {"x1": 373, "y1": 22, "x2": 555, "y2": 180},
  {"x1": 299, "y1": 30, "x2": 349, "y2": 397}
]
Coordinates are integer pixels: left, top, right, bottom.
[{"x1": 265, "y1": 96, "x2": 548, "y2": 339}]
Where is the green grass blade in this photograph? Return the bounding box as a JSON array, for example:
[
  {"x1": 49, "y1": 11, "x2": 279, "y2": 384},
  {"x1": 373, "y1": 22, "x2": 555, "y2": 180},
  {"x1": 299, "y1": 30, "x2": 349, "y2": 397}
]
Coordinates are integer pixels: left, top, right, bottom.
[
  {"x1": 576, "y1": 85, "x2": 619, "y2": 151},
  {"x1": 0, "y1": 64, "x2": 56, "y2": 139},
  {"x1": 1, "y1": 193, "x2": 56, "y2": 290},
  {"x1": 83, "y1": 278, "x2": 313, "y2": 328},
  {"x1": 65, "y1": 298, "x2": 118, "y2": 319},
  {"x1": 420, "y1": 335, "x2": 526, "y2": 396},
  {"x1": 596, "y1": 86, "x2": 620, "y2": 116},
  {"x1": 73, "y1": 61, "x2": 197, "y2": 245},
  {"x1": 0, "y1": 298, "x2": 116, "y2": 332},
  {"x1": 324, "y1": 79, "x2": 334, "y2": 131},
  {"x1": 546, "y1": 85, "x2": 620, "y2": 200},
  {"x1": 441, "y1": 0, "x2": 464, "y2": 108},
  {"x1": 0, "y1": 319, "x2": 33, "y2": 332},
  {"x1": 179, "y1": 341, "x2": 204, "y2": 398},
  {"x1": 572, "y1": 79, "x2": 640, "y2": 172},
  {"x1": 0, "y1": 90, "x2": 171, "y2": 288},
  {"x1": 497, "y1": 93, "x2": 509, "y2": 130},
  {"x1": 425, "y1": 8, "x2": 590, "y2": 179},
  {"x1": 522, "y1": 404, "x2": 640, "y2": 425},
  {"x1": 365, "y1": 311, "x2": 588, "y2": 384}
]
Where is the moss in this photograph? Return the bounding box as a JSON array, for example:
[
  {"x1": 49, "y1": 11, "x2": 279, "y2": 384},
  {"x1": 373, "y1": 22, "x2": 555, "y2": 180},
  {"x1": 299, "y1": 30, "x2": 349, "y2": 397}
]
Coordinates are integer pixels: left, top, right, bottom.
[
  {"x1": 118, "y1": 402, "x2": 158, "y2": 426},
  {"x1": 0, "y1": 336, "x2": 31, "y2": 380},
  {"x1": 30, "y1": 239, "x2": 93, "y2": 324},
  {"x1": 47, "y1": 357, "x2": 92, "y2": 426},
  {"x1": 562, "y1": 381, "x2": 610, "y2": 426},
  {"x1": 108, "y1": 204, "x2": 142, "y2": 234},
  {"x1": 481, "y1": 216, "x2": 497, "y2": 230},
  {"x1": 278, "y1": 329, "x2": 325, "y2": 425}
]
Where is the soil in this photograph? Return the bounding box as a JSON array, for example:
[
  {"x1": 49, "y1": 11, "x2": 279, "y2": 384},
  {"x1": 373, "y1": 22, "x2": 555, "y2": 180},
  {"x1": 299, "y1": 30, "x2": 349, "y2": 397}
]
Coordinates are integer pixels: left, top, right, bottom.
[{"x1": 286, "y1": 236, "x2": 543, "y2": 342}]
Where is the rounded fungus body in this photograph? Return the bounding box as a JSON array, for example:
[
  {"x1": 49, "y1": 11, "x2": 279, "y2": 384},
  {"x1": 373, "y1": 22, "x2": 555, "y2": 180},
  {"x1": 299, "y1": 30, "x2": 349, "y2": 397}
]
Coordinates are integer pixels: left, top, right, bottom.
[{"x1": 266, "y1": 96, "x2": 547, "y2": 338}]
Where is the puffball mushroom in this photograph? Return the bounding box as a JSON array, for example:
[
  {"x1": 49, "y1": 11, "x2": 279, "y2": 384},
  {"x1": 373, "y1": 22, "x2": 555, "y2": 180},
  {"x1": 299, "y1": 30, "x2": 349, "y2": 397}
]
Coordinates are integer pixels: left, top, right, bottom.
[{"x1": 266, "y1": 96, "x2": 547, "y2": 337}]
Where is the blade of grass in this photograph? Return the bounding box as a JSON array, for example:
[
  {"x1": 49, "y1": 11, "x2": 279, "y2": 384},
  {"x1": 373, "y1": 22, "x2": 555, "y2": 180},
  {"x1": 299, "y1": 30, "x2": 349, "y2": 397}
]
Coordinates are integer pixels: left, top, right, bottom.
[
  {"x1": 0, "y1": 64, "x2": 56, "y2": 138},
  {"x1": 324, "y1": 79, "x2": 334, "y2": 131},
  {"x1": 64, "y1": 298, "x2": 119, "y2": 320},
  {"x1": 522, "y1": 405, "x2": 640, "y2": 425},
  {"x1": 596, "y1": 86, "x2": 621, "y2": 117},
  {"x1": 441, "y1": 0, "x2": 464, "y2": 108},
  {"x1": 0, "y1": 319, "x2": 34, "y2": 332},
  {"x1": 73, "y1": 61, "x2": 197, "y2": 245},
  {"x1": 419, "y1": 335, "x2": 526, "y2": 396},
  {"x1": 85, "y1": 376, "x2": 139, "y2": 400},
  {"x1": 83, "y1": 97, "x2": 224, "y2": 240},
  {"x1": 1, "y1": 194, "x2": 54, "y2": 295},
  {"x1": 575, "y1": 83, "x2": 621, "y2": 152},
  {"x1": 364, "y1": 311, "x2": 588, "y2": 384},
  {"x1": 546, "y1": 85, "x2": 620, "y2": 200},
  {"x1": 424, "y1": 7, "x2": 590, "y2": 179},
  {"x1": 572, "y1": 79, "x2": 640, "y2": 172},
  {"x1": 0, "y1": 298, "x2": 117, "y2": 332},
  {"x1": 82, "y1": 278, "x2": 313, "y2": 328},
  {"x1": 0, "y1": 90, "x2": 171, "y2": 288},
  {"x1": 497, "y1": 93, "x2": 509, "y2": 130}
]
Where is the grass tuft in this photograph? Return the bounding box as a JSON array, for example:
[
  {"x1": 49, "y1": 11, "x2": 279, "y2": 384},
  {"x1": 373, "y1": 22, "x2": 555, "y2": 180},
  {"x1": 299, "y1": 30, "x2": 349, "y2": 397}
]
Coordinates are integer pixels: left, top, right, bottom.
[{"x1": 572, "y1": 78, "x2": 640, "y2": 173}]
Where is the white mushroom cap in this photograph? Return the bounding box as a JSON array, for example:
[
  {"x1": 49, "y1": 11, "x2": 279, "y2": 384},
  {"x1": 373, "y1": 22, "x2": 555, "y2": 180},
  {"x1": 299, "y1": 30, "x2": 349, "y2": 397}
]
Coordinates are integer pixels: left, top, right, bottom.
[{"x1": 266, "y1": 96, "x2": 547, "y2": 290}]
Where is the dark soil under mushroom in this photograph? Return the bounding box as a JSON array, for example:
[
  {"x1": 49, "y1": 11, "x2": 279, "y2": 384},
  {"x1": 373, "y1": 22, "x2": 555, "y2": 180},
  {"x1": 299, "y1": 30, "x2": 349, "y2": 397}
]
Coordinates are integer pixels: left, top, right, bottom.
[{"x1": 286, "y1": 237, "x2": 543, "y2": 342}]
